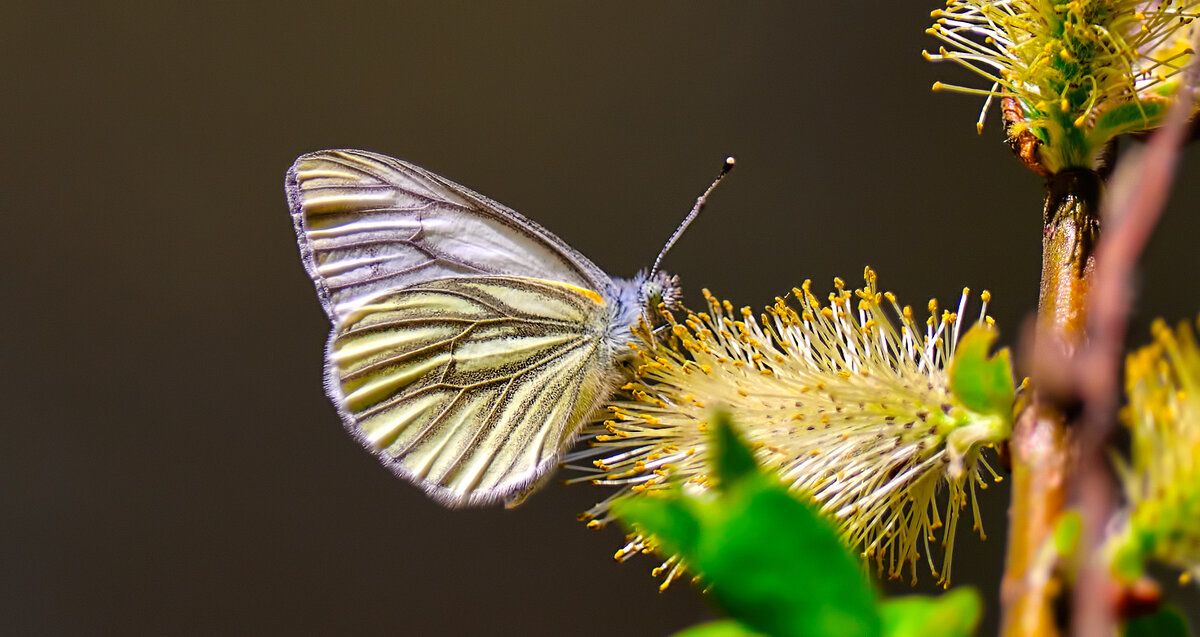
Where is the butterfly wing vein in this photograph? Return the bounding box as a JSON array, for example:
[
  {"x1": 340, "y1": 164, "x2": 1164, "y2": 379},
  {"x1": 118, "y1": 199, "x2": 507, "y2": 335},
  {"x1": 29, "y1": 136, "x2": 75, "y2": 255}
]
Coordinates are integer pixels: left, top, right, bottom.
[
  {"x1": 326, "y1": 276, "x2": 617, "y2": 506},
  {"x1": 288, "y1": 149, "x2": 634, "y2": 506},
  {"x1": 287, "y1": 149, "x2": 615, "y2": 325}
]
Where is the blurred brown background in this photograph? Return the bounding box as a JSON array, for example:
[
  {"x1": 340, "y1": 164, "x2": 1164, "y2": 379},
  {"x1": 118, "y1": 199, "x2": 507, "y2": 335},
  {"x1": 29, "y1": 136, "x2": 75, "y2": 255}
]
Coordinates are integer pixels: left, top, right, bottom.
[{"x1": 2, "y1": 2, "x2": 1198, "y2": 635}]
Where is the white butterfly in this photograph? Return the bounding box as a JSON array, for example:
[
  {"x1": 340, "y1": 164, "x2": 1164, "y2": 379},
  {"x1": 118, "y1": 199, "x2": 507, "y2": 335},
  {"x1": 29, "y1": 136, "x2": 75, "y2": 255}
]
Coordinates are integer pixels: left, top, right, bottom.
[{"x1": 287, "y1": 149, "x2": 729, "y2": 507}]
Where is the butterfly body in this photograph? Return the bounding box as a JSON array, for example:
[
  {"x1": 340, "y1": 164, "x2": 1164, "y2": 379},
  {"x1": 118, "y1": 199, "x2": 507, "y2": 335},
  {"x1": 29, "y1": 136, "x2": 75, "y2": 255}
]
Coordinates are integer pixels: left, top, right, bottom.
[{"x1": 288, "y1": 150, "x2": 677, "y2": 506}]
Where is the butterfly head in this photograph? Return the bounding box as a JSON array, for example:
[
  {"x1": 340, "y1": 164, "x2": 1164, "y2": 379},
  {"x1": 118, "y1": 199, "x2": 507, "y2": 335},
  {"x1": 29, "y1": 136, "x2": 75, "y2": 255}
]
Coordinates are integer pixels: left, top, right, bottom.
[
  {"x1": 608, "y1": 270, "x2": 682, "y2": 351},
  {"x1": 638, "y1": 270, "x2": 682, "y2": 315}
]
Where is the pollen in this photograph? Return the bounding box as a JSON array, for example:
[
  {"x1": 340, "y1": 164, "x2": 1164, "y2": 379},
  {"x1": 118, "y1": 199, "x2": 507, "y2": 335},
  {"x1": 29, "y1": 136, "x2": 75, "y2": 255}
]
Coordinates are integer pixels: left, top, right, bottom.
[
  {"x1": 1111, "y1": 316, "x2": 1200, "y2": 585},
  {"x1": 924, "y1": 0, "x2": 1200, "y2": 172},
  {"x1": 570, "y1": 269, "x2": 1008, "y2": 587}
]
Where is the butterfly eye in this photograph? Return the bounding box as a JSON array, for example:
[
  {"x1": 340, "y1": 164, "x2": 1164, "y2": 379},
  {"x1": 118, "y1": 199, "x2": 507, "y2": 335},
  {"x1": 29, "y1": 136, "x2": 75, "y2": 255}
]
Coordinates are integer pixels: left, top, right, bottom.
[
  {"x1": 660, "y1": 274, "x2": 683, "y2": 310},
  {"x1": 641, "y1": 272, "x2": 683, "y2": 314}
]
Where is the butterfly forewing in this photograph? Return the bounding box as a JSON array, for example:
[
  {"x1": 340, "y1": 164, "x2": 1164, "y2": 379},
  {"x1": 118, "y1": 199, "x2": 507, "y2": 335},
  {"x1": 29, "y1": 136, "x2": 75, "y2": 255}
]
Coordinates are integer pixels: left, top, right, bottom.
[
  {"x1": 287, "y1": 149, "x2": 614, "y2": 324},
  {"x1": 326, "y1": 276, "x2": 619, "y2": 506}
]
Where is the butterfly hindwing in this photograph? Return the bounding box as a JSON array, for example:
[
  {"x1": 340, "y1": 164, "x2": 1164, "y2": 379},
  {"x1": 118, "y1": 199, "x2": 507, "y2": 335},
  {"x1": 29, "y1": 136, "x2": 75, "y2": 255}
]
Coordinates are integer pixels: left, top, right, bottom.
[
  {"x1": 326, "y1": 275, "x2": 620, "y2": 506},
  {"x1": 287, "y1": 149, "x2": 615, "y2": 324}
]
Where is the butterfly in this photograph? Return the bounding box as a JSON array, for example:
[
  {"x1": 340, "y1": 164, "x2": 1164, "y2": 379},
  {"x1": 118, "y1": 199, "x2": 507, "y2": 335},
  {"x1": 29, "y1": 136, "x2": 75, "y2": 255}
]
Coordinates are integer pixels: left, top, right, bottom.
[{"x1": 287, "y1": 149, "x2": 730, "y2": 507}]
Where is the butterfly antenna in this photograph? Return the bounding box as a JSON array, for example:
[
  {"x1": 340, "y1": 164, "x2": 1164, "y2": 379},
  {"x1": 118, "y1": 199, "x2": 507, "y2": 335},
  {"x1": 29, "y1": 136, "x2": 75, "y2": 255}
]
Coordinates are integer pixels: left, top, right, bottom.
[{"x1": 648, "y1": 156, "x2": 735, "y2": 279}]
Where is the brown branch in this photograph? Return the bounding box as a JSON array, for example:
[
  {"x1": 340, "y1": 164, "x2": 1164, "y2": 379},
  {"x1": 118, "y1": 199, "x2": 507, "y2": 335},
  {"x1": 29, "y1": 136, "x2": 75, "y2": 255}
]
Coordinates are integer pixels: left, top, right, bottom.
[
  {"x1": 1001, "y1": 170, "x2": 1100, "y2": 637},
  {"x1": 1069, "y1": 46, "x2": 1198, "y2": 637},
  {"x1": 1001, "y1": 23, "x2": 1199, "y2": 629}
]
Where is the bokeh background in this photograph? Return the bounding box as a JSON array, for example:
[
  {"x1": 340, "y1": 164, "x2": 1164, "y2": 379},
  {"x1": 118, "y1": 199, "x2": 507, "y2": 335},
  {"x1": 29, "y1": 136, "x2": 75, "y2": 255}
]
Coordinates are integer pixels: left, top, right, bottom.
[{"x1": 4, "y1": 3, "x2": 1199, "y2": 635}]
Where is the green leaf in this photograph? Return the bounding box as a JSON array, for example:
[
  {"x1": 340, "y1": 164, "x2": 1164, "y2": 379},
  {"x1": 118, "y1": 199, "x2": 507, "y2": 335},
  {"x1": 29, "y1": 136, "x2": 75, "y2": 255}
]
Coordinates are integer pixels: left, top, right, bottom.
[
  {"x1": 948, "y1": 325, "x2": 1015, "y2": 418},
  {"x1": 672, "y1": 619, "x2": 766, "y2": 637},
  {"x1": 1053, "y1": 511, "x2": 1082, "y2": 556},
  {"x1": 702, "y1": 481, "x2": 879, "y2": 637},
  {"x1": 711, "y1": 410, "x2": 757, "y2": 489},
  {"x1": 880, "y1": 588, "x2": 982, "y2": 637},
  {"x1": 1124, "y1": 604, "x2": 1192, "y2": 637},
  {"x1": 1091, "y1": 99, "x2": 1168, "y2": 142},
  {"x1": 612, "y1": 493, "x2": 701, "y2": 559},
  {"x1": 1110, "y1": 526, "x2": 1150, "y2": 582},
  {"x1": 613, "y1": 417, "x2": 882, "y2": 637}
]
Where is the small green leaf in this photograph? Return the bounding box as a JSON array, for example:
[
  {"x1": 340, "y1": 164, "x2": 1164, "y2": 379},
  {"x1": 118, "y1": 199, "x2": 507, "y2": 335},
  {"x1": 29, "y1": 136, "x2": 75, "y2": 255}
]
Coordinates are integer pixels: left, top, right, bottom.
[
  {"x1": 672, "y1": 619, "x2": 766, "y2": 637},
  {"x1": 948, "y1": 325, "x2": 1015, "y2": 418},
  {"x1": 1124, "y1": 604, "x2": 1192, "y2": 637},
  {"x1": 1110, "y1": 526, "x2": 1151, "y2": 582},
  {"x1": 880, "y1": 588, "x2": 982, "y2": 637},
  {"x1": 700, "y1": 482, "x2": 879, "y2": 637},
  {"x1": 1091, "y1": 100, "x2": 1168, "y2": 142},
  {"x1": 1054, "y1": 511, "x2": 1082, "y2": 556},
  {"x1": 613, "y1": 416, "x2": 882, "y2": 637},
  {"x1": 711, "y1": 410, "x2": 757, "y2": 489},
  {"x1": 612, "y1": 493, "x2": 701, "y2": 558}
]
